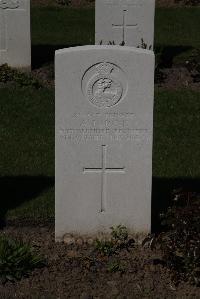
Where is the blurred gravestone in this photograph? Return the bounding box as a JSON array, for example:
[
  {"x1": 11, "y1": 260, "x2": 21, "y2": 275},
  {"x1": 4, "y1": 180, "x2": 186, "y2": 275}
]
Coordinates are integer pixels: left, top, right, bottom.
[
  {"x1": 95, "y1": 0, "x2": 155, "y2": 48},
  {"x1": 0, "y1": 0, "x2": 31, "y2": 69}
]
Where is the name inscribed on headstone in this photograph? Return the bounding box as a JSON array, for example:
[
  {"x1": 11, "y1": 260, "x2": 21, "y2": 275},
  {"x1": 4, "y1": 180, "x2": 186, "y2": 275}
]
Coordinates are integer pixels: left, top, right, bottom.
[{"x1": 59, "y1": 113, "x2": 149, "y2": 144}]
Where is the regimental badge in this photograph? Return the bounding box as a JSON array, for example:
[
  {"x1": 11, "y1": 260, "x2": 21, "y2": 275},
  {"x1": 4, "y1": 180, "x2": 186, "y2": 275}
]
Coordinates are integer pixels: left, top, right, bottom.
[{"x1": 85, "y1": 62, "x2": 125, "y2": 108}]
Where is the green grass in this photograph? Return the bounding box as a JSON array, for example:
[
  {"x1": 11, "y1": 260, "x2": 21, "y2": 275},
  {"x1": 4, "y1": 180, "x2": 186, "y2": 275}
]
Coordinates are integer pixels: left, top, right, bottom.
[
  {"x1": 31, "y1": 7, "x2": 200, "y2": 65},
  {"x1": 0, "y1": 87, "x2": 199, "y2": 220},
  {"x1": 1, "y1": 6, "x2": 200, "y2": 220},
  {"x1": 31, "y1": 7, "x2": 200, "y2": 48},
  {"x1": 31, "y1": 7, "x2": 95, "y2": 46},
  {"x1": 155, "y1": 8, "x2": 200, "y2": 48},
  {"x1": 0, "y1": 87, "x2": 54, "y2": 220},
  {"x1": 0, "y1": 88, "x2": 54, "y2": 176},
  {"x1": 153, "y1": 89, "x2": 200, "y2": 178}
]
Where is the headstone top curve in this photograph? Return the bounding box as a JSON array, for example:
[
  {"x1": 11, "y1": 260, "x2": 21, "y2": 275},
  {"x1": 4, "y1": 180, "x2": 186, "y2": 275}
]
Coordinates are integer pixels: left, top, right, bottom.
[{"x1": 55, "y1": 45, "x2": 154, "y2": 56}]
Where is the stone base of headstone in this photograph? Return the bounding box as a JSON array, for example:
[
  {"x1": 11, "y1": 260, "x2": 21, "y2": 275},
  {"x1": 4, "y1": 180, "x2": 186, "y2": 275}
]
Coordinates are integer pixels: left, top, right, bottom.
[{"x1": 60, "y1": 232, "x2": 147, "y2": 246}]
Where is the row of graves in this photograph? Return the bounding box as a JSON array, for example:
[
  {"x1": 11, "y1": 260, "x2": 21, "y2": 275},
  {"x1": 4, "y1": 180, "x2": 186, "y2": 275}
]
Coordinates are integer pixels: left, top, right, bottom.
[
  {"x1": 0, "y1": 0, "x2": 156, "y2": 241},
  {"x1": 0, "y1": 0, "x2": 154, "y2": 67}
]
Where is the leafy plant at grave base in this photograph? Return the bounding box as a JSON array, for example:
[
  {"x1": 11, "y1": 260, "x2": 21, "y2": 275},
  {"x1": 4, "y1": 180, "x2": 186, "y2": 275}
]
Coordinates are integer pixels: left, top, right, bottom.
[
  {"x1": 137, "y1": 38, "x2": 152, "y2": 51},
  {"x1": 136, "y1": 39, "x2": 167, "y2": 85},
  {"x1": 143, "y1": 190, "x2": 200, "y2": 286},
  {"x1": 0, "y1": 235, "x2": 45, "y2": 283},
  {"x1": 56, "y1": 0, "x2": 71, "y2": 6},
  {"x1": 95, "y1": 225, "x2": 134, "y2": 256},
  {"x1": 95, "y1": 239, "x2": 116, "y2": 256},
  {"x1": 107, "y1": 260, "x2": 126, "y2": 273},
  {"x1": 108, "y1": 41, "x2": 115, "y2": 45},
  {"x1": 110, "y1": 224, "x2": 128, "y2": 243},
  {"x1": 119, "y1": 41, "x2": 126, "y2": 46},
  {"x1": 185, "y1": 49, "x2": 200, "y2": 83},
  {"x1": 99, "y1": 40, "x2": 125, "y2": 46},
  {"x1": 101, "y1": 39, "x2": 165, "y2": 84},
  {"x1": 0, "y1": 64, "x2": 42, "y2": 88}
]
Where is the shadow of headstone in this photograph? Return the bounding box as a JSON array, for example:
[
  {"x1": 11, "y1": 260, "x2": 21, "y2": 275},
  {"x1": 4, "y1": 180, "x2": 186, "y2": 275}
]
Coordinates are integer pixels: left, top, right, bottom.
[
  {"x1": 152, "y1": 177, "x2": 200, "y2": 233},
  {"x1": 0, "y1": 176, "x2": 54, "y2": 228}
]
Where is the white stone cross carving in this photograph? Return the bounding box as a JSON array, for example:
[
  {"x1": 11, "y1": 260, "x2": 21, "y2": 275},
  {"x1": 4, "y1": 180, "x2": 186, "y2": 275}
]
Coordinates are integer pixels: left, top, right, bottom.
[
  {"x1": 0, "y1": 0, "x2": 19, "y2": 50},
  {"x1": 83, "y1": 145, "x2": 125, "y2": 213},
  {"x1": 112, "y1": 9, "x2": 138, "y2": 44}
]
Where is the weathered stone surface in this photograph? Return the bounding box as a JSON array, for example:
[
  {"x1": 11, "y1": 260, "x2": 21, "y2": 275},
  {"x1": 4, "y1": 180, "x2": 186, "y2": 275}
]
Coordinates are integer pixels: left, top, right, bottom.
[
  {"x1": 95, "y1": 0, "x2": 155, "y2": 48},
  {"x1": 55, "y1": 45, "x2": 154, "y2": 240},
  {"x1": 0, "y1": 0, "x2": 31, "y2": 69}
]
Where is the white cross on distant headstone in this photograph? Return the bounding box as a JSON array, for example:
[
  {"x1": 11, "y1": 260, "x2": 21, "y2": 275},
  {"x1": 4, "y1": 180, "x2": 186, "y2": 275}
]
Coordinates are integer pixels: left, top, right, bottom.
[
  {"x1": 112, "y1": 9, "x2": 138, "y2": 44},
  {"x1": 83, "y1": 145, "x2": 125, "y2": 213},
  {"x1": 0, "y1": 0, "x2": 19, "y2": 50}
]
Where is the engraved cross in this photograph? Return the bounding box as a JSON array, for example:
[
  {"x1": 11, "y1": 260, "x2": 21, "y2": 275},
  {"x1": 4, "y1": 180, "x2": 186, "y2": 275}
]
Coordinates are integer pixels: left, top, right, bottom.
[
  {"x1": 83, "y1": 145, "x2": 125, "y2": 213},
  {"x1": 0, "y1": 0, "x2": 19, "y2": 50},
  {"x1": 112, "y1": 9, "x2": 138, "y2": 45}
]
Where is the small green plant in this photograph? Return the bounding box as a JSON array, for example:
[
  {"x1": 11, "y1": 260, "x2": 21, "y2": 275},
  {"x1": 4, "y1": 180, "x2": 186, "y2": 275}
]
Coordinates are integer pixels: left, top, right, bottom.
[
  {"x1": 107, "y1": 260, "x2": 125, "y2": 273},
  {"x1": 0, "y1": 64, "x2": 42, "y2": 88},
  {"x1": 95, "y1": 225, "x2": 134, "y2": 256},
  {"x1": 95, "y1": 239, "x2": 115, "y2": 256},
  {"x1": 99, "y1": 40, "x2": 125, "y2": 46},
  {"x1": 137, "y1": 38, "x2": 152, "y2": 50},
  {"x1": 119, "y1": 41, "x2": 125, "y2": 46},
  {"x1": 110, "y1": 225, "x2": 128, "y2": 243},
  {"x1": 108, "y1": 41, "x2": 115, "y2": 45},
  {"x1": 0, "y1": 235, "x2": 45, "y2": 283}
]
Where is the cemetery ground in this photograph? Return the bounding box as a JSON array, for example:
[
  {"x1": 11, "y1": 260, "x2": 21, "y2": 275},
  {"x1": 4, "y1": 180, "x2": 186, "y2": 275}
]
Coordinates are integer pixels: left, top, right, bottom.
[{"x1": 0, "y1": 4, "x2": 200, "y2": 299}]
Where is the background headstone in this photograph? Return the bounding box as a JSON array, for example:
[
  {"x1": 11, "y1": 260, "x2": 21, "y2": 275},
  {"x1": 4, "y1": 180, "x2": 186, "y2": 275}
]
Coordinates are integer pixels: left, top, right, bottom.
[
  {"x1": 0, "y1": 0, "x2": 31, "y2": 69},
  {"x1": 55, "y1": 46, "x2": 154, "y2": 240},
  {"x1": 95, "y1": 0, "x2": 155, "y2": 48}
]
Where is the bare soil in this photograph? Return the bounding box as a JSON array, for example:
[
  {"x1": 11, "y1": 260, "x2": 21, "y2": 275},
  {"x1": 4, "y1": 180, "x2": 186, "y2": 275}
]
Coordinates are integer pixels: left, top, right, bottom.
[
  {"x1": 157, "y1": 66, "x2": 200, "y2": 90},
  {"x1": 0, "y1": 225, "x2": 199, "y2": 299},
  {"x1": 31, "y1": 63, "x2": 200, "y2": 90}
]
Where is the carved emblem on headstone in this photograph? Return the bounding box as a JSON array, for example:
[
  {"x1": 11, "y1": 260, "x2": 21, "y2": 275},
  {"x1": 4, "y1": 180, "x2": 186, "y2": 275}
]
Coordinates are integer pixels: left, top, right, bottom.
[
  {"x1": 0, "y1": 0, "x2": 19, "y2": 9},
  {"x1": 83, "y1": 62, "x2": 126, "y2": 108}
]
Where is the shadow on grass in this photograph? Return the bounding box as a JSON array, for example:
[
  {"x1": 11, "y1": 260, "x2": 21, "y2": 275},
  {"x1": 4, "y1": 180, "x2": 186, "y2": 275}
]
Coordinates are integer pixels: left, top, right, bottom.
[
  {"x1": 0, "y1": 176, "x2": 54, "y2": 228},
  {"x1": 1, "y1": 175, "x2": 199, "y2": 232},
  {"x1": 152, "y1": 177, "x2": 200, "y2": 233},
  {"x1": 32, "y1": 44, "x2": 81, "y2": 68},
  {"x1": 32, "y1": 44, "x2": 194, "y2": 69},
  {"x1": 155, "y1": 45, "x2": 193, "y2": 67}
]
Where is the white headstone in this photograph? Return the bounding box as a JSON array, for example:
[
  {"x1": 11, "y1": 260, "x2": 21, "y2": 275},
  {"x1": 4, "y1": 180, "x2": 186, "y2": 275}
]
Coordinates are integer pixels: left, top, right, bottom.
[
  {"x1": 95, "y1": 0, "x2": 155, "y2": 48},
  {"x1": 55, "y1": 46, "x2": 154, "y2": 240},
  {"x1": 0, "y1": 0, "x2": 31, "y2": 69}
]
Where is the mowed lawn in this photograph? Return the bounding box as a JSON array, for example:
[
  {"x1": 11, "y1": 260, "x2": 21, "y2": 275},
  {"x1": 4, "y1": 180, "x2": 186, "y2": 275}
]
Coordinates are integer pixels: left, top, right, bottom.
[
  {"x1": 31, "y1": 7, "x2": 200, "y2": 55},
  {"x1": 0, "y1": 7, "x2": 200, "y2": 221}
]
